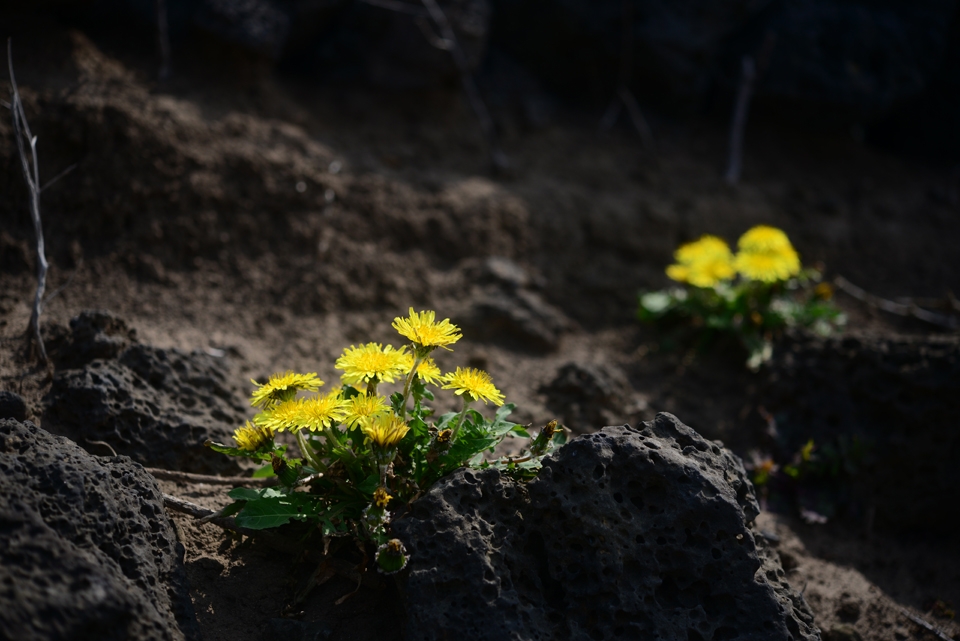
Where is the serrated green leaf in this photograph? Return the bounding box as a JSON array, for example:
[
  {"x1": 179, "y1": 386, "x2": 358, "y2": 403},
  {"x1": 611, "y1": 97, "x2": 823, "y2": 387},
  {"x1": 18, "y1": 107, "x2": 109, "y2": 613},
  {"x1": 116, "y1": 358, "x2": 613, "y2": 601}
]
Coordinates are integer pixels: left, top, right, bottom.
[{"x1": 228, "y1": 486, "x2": 284, "y2": 501}]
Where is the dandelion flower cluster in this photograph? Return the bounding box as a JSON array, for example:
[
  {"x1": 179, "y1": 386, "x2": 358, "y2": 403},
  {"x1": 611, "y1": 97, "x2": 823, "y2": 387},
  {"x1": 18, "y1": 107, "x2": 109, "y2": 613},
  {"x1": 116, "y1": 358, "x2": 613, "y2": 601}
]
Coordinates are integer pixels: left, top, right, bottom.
[
  {"x1": 250, "y1": 371, "x2": 322, "y2": 409},
  {"x1": 336, "y1": 343, "x2": 408, "y2": 386},
  {"x1": 441, "y1": 367, "x2": 505, "y2": 406},
  {"x1": 733, "y1": 225, "x2": 801, "y2": 283},
  {"x1": 392, "y1": 308, "x2": 462, "y2": 353},
  {"x1": 666, "y1": 235, "x2": 736, "y2": 288},
  {"x1": 362, "y1": 414, "x2": 410, "y2": 449}
]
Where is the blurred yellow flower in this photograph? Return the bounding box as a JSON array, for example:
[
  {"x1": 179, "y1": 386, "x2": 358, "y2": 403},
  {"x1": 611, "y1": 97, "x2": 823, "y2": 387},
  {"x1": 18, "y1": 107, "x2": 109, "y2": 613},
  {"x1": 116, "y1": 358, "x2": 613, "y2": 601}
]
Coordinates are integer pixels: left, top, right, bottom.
[
  {"x1": 336, "y1": 343, "x2": 408, "y2": 386},
  {"x1": 392, "y1": 308, "x2": 461, "y2": 352},
  {"x1": 402, "y1": 354, "x2": 443, "y2": 385},
  {"x1": 362, "y1": 414, "x2": 410, "y2": 449},
  {"x1": 665, "y1": 235, "x2": 736, "y2": 288},
  {"x1": 233, "y1": 421, "x2": 273, "y2": 452},
  {"x1": 250, "y1": 371, "x2": 322, "y2": 409},
  {"x1": 342, "y1": 393, "x2": 391, "y2": 429},
  {"x1": 734, "y1": 225, "x2": 801, "y2": 283},
  {"x1": 441, "y1": 367, "x2": 505, "y2": 406}
]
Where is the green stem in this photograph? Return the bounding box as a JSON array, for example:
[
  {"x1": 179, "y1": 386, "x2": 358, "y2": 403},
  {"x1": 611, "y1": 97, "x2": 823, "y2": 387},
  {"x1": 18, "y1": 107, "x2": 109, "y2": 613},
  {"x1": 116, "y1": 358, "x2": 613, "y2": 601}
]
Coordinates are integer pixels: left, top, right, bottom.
[
  {"x1": 295, "y1": 429, "x2": 326, "y2": 474},
  {"x1": 399, "y1": 352, "x2": 424, "y2": 421},
  {"x1": 451, "y1": 396, "x2": 472, "y2": 441}
]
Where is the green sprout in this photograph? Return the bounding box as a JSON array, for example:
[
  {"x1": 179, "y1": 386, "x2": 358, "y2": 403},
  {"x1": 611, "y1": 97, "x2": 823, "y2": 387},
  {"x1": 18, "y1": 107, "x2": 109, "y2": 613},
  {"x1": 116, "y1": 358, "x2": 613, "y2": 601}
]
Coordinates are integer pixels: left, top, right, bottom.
[
  {"x1": 638, "y1": 225, "x2": 845, "y2": 369},
  {"x1": 205, "y1": 308, "x2": 566, "y2": 573}
]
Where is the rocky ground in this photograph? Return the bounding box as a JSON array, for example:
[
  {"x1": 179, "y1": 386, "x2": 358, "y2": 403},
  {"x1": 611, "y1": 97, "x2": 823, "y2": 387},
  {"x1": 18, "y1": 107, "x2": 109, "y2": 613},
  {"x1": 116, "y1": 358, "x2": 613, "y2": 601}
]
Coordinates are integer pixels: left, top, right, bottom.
[{"x1": 2, "y1": 20, "x2": 960, "y2": 641}]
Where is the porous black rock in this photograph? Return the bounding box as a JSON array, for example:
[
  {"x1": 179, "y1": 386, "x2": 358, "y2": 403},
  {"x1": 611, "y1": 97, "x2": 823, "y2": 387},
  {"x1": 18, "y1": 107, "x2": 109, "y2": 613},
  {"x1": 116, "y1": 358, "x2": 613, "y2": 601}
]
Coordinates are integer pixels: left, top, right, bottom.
[
  {"x1": 0, "y1": 390, "x2": 28, "y2": 421},
  {"x1": 50, "y1": 309, "x2": 138, "y2": 370},
  {"x1": 45, "y1": 333, "x2": 249, "y2": 474},
  {"x1": 0, "y1": 419, "x2": 201, "y2": 641},
  {"x1": 394, "y1": 413, "x2": 819, "y2": 641}
]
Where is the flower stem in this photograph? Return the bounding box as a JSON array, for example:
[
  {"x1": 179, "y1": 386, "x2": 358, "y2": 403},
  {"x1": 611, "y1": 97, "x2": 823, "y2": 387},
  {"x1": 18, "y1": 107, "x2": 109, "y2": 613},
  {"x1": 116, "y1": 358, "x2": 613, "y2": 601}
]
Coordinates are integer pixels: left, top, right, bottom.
[
  {"x1": 295, "y1": 429, "x2": 326, "y2": 474},
  {"x1": 399, "y1": 352, "x2": 424, "y2": 421},
  {"x1": 451, "y1": 396, "x2": 472, "y2": 441}
]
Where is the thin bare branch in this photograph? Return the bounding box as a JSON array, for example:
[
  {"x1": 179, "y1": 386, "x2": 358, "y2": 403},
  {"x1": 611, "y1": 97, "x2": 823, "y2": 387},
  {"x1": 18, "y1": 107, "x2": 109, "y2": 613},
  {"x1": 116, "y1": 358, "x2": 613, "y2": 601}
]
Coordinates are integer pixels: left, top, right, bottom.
[
  {"x1": 724, "y1": 55, "x2": 755, "y2": 185},
  {"x1": 40, "y1": 162, "x2": 76, "y2": 193},
  {"x1": 8, "y1": 38, "x2": 49, "y2": 363},
  {"x1": 897, "y1": 607, "x2": 955, "y2": 641},
  {"x1": 834, "y1": 276, "x2": 959, "y2": 329},
  {"x1": 156, "y1": 0, "x2": 172, "y2": 79},
  {"x1": 147, "y1": 467, "x2": 278, "y2": 486},
  {"x1": 418, "y1": 0, "x2": 508, "y2": 171},
  {"x1": 598, "y1": 0, "x2": 654, "y2": 149},
  {"x1": 361, "y1": 0, "x2": 429, "y2": 17}
]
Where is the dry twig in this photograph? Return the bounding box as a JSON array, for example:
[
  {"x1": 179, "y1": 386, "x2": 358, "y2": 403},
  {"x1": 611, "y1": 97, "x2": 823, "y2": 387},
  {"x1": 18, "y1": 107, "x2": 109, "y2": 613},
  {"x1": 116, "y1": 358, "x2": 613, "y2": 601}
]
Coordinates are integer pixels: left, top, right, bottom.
[
  {"x1": 723, "y1": 55, "x2": 755, "y2": 185},
  {"x1": 834, "y1": 276, "x2": 959, "y2": 329},
  {"x1": 146, "y1": 467, "x2": 278, "y2": 486},
  {"x1": 361, "y1": 0, "x2": 507, "y2": 171},
  {"x1": 724, "y1": 33, "x2": 776, "y2": 185},
  {"x1": 8, "y1": 39, "x2": 49, "y2": 363},
  {"x1": 599, "y1": 0, "x2": 654, "y2": 149},
  {"x1": 897, "y1": 607, "x2": 955, "y2": 641},
  {"x1": 156, "y1": 0, "x2": 172, "y2": 79}
]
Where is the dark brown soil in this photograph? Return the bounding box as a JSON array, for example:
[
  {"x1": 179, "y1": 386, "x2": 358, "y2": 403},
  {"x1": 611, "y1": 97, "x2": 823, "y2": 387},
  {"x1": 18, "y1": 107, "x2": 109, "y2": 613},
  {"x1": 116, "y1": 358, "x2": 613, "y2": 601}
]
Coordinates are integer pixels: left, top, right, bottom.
[{"x1": 2, "y1": 24, "x2": 959, "y2": 641}]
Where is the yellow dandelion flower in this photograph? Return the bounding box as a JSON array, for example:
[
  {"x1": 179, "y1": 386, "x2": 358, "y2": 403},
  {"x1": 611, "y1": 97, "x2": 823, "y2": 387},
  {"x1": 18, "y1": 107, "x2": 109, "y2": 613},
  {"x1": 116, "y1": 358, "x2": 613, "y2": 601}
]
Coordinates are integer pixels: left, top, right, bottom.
[
  {"x1": 392, "y1": 308, "x2": 462, "y2": 352},
  {"x1": 255, "y1": 399, "x2": 305, "y2": 433},
  {"x1": 336, "y1": 343, "x2": 408, "y2": 386},
  {"x1": 298, "y1": 391, "x2": 348, "y2": 432},
  {"x1": 401, "y1": 354, "x2": 443, "y2": 385},
  {"x1": 666, "y1": 235, "x2": 736, "y2": 288},
  {"x1": 361, "y1": 414, "x2": 410, "y2": 449},
  {"x1": 233, "y1": 421, "x2": 274, "y2": 452},
  {"x1": 734, "y1": 225, "x2": 801, "y2": 283},
  {"x1": 342, "y1": 393, "x2": 391, "y2": 429},
  {"x1": 250, "y1": 371, "x2": 323, "y2": 409},
  {"x1": 373, "y1": 486, "x2": 392, "y2": 509},
  {"x1": 441, "y1": 367, "x2": 505, "y2": 406}
]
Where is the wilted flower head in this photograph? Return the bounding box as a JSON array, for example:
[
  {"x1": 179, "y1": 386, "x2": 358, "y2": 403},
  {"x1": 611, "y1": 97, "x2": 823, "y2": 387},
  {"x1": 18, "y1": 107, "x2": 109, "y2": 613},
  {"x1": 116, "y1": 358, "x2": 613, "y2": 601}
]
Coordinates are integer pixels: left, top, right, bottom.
[
  {"x1": 250, "y1": 371, "x2": 323, "y2": 409},
  {"x1": 666, "y1": 235, "x2": 736, "y2": 288},
  {"x1": 734, "y1": 225, "x2": 801, "y2": 283},
  {"x1": 441, "y1": 367, "x2": 505, "y2": 406},
  {"x1": 392, "y1": 308, "x2": 461, "y2": 353}
]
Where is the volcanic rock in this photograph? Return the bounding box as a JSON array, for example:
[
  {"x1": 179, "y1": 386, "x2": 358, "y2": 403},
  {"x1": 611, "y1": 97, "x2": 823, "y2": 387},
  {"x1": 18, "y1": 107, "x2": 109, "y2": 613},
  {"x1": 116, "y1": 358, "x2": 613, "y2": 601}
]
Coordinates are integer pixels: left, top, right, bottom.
[
  {"x1": 45, "y1": 313, "x2": 249, "y2": 473},
  {"x1": 0, "y1": 418, "x2": 200, "y2": 641},
  {"x1": 0, "y1": 390, "x2": 28, "y2": 422},
  {"x1": 394, "y1": 413, "x2": 818, "y2": 641}
]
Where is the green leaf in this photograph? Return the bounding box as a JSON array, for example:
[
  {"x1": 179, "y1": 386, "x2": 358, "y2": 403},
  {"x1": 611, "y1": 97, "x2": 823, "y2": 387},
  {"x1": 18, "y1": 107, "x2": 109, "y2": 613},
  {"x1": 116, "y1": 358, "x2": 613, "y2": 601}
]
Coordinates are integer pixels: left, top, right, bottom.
[
  {"x1": 390, "y1": 392, "x2": 405, "y2": 415},
  {"x1": 251, "y1": 463, "x2": 276, "y2": 478},
  {"x1": 235, "y1": 496, "x2": 312, "y2": 530},
  {"x1": 228, "y1": 486, "x2": 284, "y2": 501}
]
